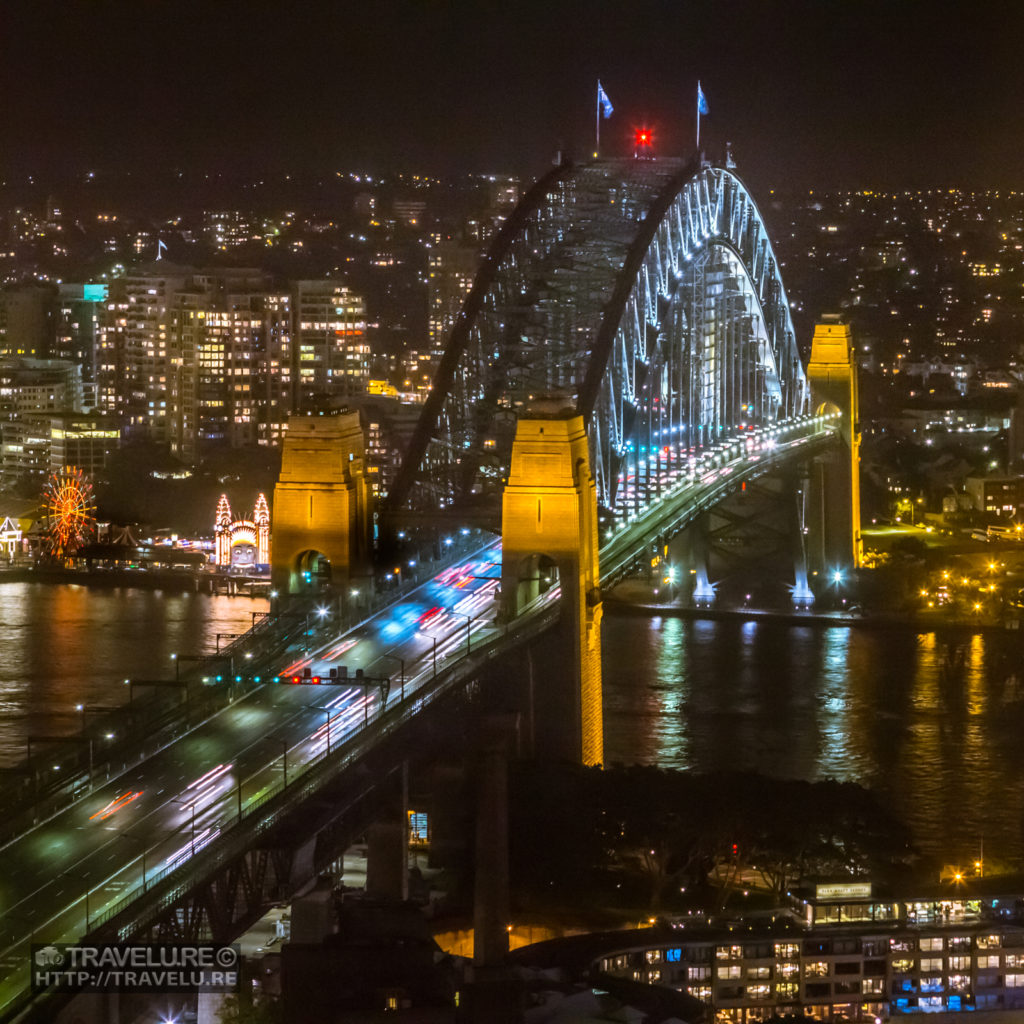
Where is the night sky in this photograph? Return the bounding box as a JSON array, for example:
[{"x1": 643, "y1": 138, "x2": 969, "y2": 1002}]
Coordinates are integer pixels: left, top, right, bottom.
[{"x1": 1, "y1": 0, "x2": 1021, "y2": 191}]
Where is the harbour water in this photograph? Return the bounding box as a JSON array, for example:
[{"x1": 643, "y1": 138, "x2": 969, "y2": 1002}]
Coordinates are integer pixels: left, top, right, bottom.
[
  {"x1": 0, "y1": 582, "x2": 265, "y2": 767},
  {"x1": 1, "y1": 582, "x2": 1021, "y2": 863},
  {"x1": 601, "y1": 612, "x2": 1024, "y2": 865}
]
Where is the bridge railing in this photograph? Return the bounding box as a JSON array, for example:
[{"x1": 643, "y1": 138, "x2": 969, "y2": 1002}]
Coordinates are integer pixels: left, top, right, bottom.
[
  {"x1": 0, "y1": 530, "x2": 497, "y2": 839},
  {"x1": 600, "y1": 413, "x2": 840, "y2": 585},
  {"x1": 85, "y1": 585, "x2": 560, "y2": 944},
  {"x1": 2, "y1": 602, "x2": 543, "y2": 1020}
]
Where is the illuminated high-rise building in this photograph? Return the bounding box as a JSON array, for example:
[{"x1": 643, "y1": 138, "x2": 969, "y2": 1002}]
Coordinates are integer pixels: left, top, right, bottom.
[
  {"x1": 418, "y1": 181, "x2": 517, "y2": 393},
  {"x1": 56, "y1": 283, "x2": 107, "y2": 406},
  {"x1": 423, "y1": 237, "x2": 478, "y2": 391},
  {"x1": 169, "y1": 271, "x2": 293, "y2": 462},
  {"x1": 97, "y1": 266, "x2": 189, "y2": 441},
  {"x1": 0, "y1": 282, "x2": 57, "y2": 360},
  {"x1": 292, "y1": 280, "x2": 368, "y2": 406},
  {"x1": 0, "y1": 358, "x2": 89, "y2": 486},
  {"x1": 93, "y1": 268, "x2": 368, "y2": 463}
]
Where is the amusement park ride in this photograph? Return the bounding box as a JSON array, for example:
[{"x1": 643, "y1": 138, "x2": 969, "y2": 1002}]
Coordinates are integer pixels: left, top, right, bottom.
[
  {"x1": 214, "y1": 493, "x2": 270, "y2": 569},
  {"x1": 41, "y1": 466, "x2": 96, "y2": 560}
]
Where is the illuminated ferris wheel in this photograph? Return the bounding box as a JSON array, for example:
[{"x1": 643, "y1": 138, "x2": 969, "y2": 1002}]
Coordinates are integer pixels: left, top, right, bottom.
[{"x1": 43, "y1": 466, "x2": 96, "y2": 558}]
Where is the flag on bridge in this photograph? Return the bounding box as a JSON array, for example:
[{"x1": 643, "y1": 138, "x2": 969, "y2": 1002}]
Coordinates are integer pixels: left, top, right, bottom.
[
  {"x1": 696, "y1": 80, "x2": 709, "y2": 151},
  {"x1": 595, "y1": 80, "x2": 614, "y2": 155}
]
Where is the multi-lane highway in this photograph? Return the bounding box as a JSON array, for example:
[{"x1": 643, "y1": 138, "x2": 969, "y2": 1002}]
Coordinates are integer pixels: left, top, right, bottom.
[
  {"x1": 0, "y1": 416, "x2": 839, "y2": 1018},
  {"x1": 0, "y1": 545, "x2": 504, "y2": 1019}
]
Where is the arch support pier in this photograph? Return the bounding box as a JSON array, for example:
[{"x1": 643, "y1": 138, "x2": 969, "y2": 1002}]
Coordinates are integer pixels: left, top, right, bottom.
[
  {"x1": 805, "y1": 316, "x2": 863, "y2": 578},
  {"x1": 271, "y1": 410, "x2": 371, "y2": 597},
  {"x1": 499, "y1": 409, "x2": 603, "y2": 767}
]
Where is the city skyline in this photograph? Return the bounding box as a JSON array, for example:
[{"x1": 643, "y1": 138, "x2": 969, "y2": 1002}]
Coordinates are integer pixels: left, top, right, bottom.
[{"x1": 1, "y1": 1, "x2": 1022, "y2": 191}]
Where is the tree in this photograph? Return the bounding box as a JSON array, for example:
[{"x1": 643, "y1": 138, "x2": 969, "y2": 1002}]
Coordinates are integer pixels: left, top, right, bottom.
[{"x1": 216, "y1": 994, "x2": 280, "y2": 1024}]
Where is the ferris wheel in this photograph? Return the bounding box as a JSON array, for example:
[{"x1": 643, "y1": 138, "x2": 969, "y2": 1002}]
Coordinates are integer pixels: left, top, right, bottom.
[{"x1": 42, "y1": 466, "x2": 96, "y2": 558}]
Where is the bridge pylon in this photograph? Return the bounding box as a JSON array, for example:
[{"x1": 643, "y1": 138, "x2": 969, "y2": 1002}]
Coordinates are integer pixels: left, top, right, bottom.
[
  {"x1": 499, "y1": 406, "x2": 603, "y2": 766},
  {"x1": 271, "y1": 411, "x2": 371, "y2": 596},
  {"x1": 806, "y1": 315, "x2": 863, "y2": 577}
]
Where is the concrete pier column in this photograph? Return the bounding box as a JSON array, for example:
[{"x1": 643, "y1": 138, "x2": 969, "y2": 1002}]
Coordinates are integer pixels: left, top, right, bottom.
[
  {"x1": 465, "y1": 713, "x2": 523, "y2": 1023},
  {"x1": 499, "y1": 405, "x2": 603, "y2": 767},
  {"x1": 366, "y1": 820, "x2": 407, "y2": 901},
  {"x1": 689, "y1": 512, "x2": 716, "y2": 607},
  {"x1": 791, "y1": 470, "x2": 815, "y2": 609}
]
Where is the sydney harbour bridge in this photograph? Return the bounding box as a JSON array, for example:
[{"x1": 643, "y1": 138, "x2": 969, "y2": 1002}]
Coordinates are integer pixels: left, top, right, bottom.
[
  {"x1": 0, "y1": 157, "x2": 860, "y2": 1021},
  {"x1": 391, "y1": 156, "x2": 812, "y2": 520}
]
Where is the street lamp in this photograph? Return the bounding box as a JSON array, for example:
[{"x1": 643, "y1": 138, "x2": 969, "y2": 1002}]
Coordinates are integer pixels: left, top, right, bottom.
[
  {"x1": 451, "y1": 611, "x2": 474, "y2": 655},
  {"x1": 170, "y1": 800, "x2": 198, "y2": 858},
  {"x1": 119, "y1": 830, "x2": 149, "y2": 888},
  {"x1": 314, "y1": 707, "x2": 338, "y2": 754},
  {"x1": 379, "y1": 655, "x2": 405, "y2": 701},
  {"x1": 421, "y1": 630, "x2": 439, "y2": 678},
  {"x1": 304, "y1": 605, "x2": 328, "y2": 651}
]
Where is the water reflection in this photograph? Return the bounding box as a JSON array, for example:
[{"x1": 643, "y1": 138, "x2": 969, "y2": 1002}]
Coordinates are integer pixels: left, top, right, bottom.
[
  {"x1": 0, "y1": 583, "x2": 267, "y2": 766},
  {"x1": 602, "y1": 613, "x2": 1024, "y2": 862}
]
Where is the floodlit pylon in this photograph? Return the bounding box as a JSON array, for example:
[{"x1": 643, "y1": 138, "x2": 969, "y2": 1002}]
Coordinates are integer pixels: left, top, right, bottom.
[{"x1": 42, "y1": 466, "x2": 96, "y2": 560}]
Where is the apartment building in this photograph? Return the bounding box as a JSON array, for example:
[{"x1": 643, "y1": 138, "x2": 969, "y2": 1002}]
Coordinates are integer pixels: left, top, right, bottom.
[
  {"x1": 594, "y1": 885, "x2": 1024, "y2": 1021},
  {"x1": 91, "y1": 269, "x2": 365, "y2": 462}
]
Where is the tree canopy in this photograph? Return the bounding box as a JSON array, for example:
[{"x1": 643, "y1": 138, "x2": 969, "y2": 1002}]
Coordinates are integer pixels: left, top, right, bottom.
[{"x1": 508, "y1": 764, "x2": 914, "y2": 913}]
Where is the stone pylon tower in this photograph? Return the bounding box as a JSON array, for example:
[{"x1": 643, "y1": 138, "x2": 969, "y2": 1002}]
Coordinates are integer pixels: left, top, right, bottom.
[
  {"x1": 500, "y1": 407, "x2": 603, "y2": 766},
  {"x1": 271, "y1": 411, "x2": 371, "y2": 595},
  {"x1": 806, "y1": 315, "x2": 862, "y2": 574}
]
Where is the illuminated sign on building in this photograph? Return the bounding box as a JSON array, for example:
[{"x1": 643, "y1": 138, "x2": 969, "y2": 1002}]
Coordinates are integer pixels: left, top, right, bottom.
[{"x1": 815, "y1": 882, "x2": 872, "y2": 900}]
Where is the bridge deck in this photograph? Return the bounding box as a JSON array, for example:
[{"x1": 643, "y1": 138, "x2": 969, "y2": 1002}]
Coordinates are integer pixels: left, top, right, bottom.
[{"x1": 0, "y1": 414, "x2": 837, "y2": 1021}]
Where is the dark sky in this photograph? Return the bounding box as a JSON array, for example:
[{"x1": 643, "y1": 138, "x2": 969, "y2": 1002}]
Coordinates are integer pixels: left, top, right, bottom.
[{"x1": 1, "y1": 0, "x2": 1021, "y2": 191}]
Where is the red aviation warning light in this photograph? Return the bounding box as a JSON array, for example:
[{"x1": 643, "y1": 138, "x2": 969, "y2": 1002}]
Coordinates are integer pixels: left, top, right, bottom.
[{"x1": 633, "y1": 126, "x2": 654, "y2": 159}]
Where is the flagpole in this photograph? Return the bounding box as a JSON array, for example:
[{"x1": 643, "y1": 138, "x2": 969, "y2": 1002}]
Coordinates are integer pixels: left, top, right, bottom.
[
  {"x1": 695, "y1": 81, "x2": 701, "y2": 153},
  {"x1": 596, "y1": 81, "x2": 601, "y2": 156}
]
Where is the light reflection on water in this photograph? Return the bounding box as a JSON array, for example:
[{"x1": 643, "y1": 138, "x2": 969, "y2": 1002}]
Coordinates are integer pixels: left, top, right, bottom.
[
  {"x1": 602, "y1": 612, "x2": 1024, "y2": 862},
  {"x1": 3, "y1": 585, "x2": 1023, "y2": 863},
  {"x1": 0, "y1": 583, "x2": 267, "y2": 767}
]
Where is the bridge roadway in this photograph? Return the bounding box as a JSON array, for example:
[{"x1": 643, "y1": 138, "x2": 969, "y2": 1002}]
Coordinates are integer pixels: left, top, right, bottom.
[{"x1": 0, "y1": 413, "x2": 836, "y2": 1020}]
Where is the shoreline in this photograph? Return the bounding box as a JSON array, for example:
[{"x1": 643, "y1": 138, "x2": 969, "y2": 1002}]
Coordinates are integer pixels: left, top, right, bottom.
[
  {"x1": 0, "y1": 565, "x2": 270, "y2": 594},
  {"x1": 0, "y1": 568, "x2": 1014, "y2": 632},
  {"x1": 604, "y1": 593, "x2": 1015, "y2": 634}
]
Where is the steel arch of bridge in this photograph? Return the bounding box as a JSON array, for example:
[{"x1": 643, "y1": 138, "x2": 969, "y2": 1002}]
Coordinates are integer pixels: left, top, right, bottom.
[{"x1": 389, "y1": 157, "x2": 809, "y2": 520}]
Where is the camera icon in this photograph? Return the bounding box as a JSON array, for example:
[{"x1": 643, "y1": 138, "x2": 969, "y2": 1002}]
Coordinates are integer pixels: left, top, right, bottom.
[{"x1": 34, "y1": 946, "x2": 63, "y2": 968}]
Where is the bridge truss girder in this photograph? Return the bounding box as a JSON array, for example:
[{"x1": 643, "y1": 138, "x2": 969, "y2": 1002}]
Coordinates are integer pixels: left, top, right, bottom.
[{"x1": 390, "y1": 158, "x2": 809, "y2": 527}]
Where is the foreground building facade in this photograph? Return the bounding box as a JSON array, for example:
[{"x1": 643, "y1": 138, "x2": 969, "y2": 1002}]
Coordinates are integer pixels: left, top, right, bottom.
[{"x1": 595, "y1": 888, "x2": 1024, "y2": 1021}]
